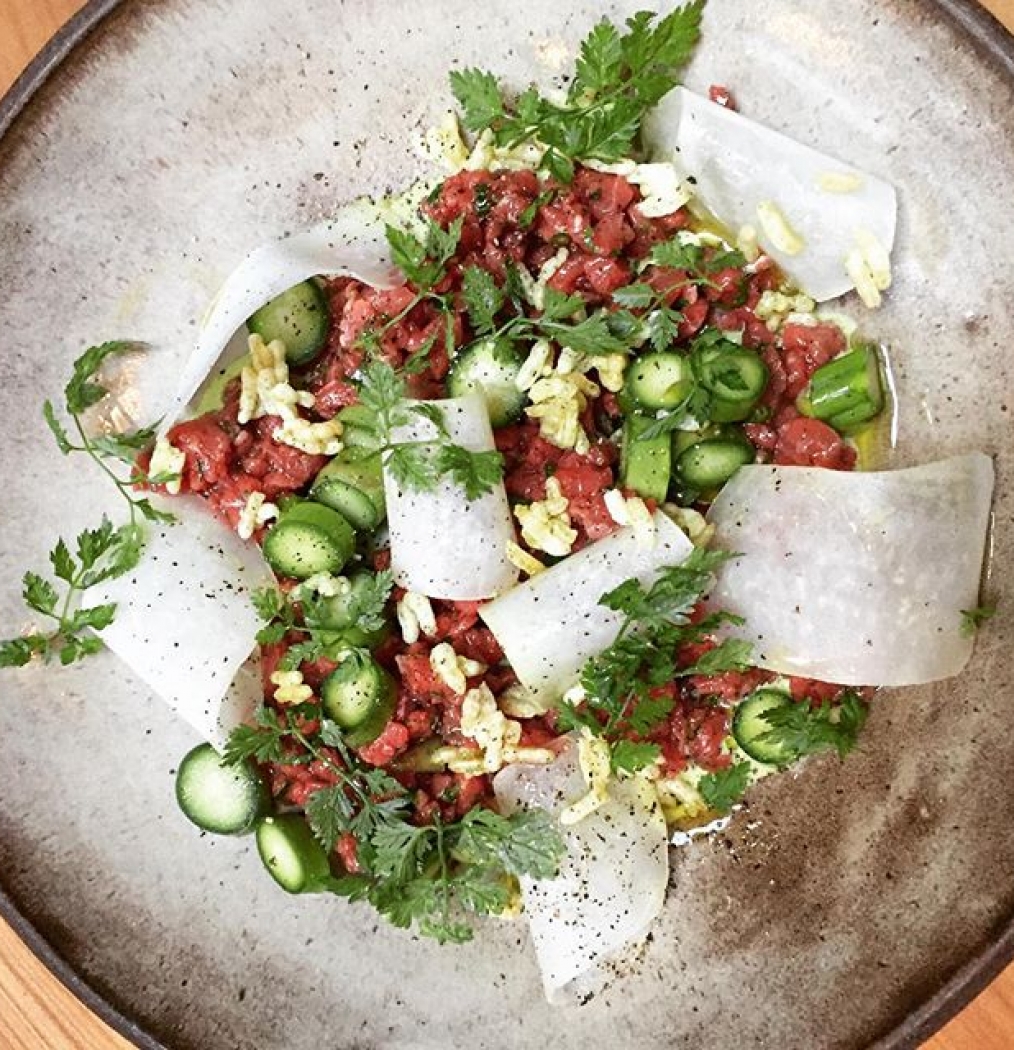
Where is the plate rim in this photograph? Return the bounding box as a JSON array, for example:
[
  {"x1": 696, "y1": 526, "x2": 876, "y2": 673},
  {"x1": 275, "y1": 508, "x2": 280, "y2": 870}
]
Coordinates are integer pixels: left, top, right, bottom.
[{"x1": 0, "y1": 1, "x2": 1011, "y2": 1048}]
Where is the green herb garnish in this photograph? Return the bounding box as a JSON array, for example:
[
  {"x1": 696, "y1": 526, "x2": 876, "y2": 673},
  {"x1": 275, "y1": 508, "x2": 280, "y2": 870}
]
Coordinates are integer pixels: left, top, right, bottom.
[
  {"x1": 224, "y1": 708, "x2": 566, "y2": 943},
  {"x1": 349, "y1": 361, "x2": 504, "y2": 499},
  {"x1": 558, "y1": 548, "x2": 747, "y2": 774},
  {"x1": 450, "y1": 4, "x2": 705, "y2": 181},
  {"x1": 697, "y1": 760, "x2": 752, "y2": 813}
]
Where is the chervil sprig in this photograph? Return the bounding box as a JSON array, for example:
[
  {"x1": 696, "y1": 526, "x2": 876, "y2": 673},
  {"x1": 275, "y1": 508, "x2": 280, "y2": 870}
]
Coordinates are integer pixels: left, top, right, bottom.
[
  {"x1": 0, "y1": 517, "x2": 142, "y2": 667},
  {"x1": 450, "y1": 3, "x2": 705, "y2": 180},
  {"x1": 755, "y1": 690, "x2": 869, "y2": 761},
  {"x1": 354, "y1": 219, "x2": 465, "y2": 367},
  {"x1": 558, "y1": 548, "x2": 745, "y2": 774},
  {"x1": 251, "y1": 570, "x2": 395, "y2": 672},
  {"x1": 224, "y1": 709, "x2": 565, "y2": 943},
  {"x1": 42, "y1": 341, "x2": 178, "y2": 526},
  {"x1": 351, "y1": 361, "x2": 504, "y2": 499},
  {"x1": 697, "y1": 761, "x2": 752, "y2": 813}
]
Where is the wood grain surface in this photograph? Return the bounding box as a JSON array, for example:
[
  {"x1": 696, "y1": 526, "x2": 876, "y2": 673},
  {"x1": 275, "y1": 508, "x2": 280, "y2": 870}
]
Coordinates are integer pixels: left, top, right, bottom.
[{"x1": 0, "y1": 1, "x2": 1012, "y2": 1048}]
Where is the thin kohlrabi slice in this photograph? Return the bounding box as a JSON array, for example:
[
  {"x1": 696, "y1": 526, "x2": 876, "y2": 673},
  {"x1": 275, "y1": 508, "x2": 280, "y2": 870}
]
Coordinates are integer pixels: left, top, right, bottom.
[
  {"x1": 479, "y1": 511, "x2": 693, "y2": 704},
  {"x1": 383, "y1": 393, "x2": 519, "y2": 600},
  {"x1": 706, "y1": 454, "x2": 994, "y2": 685},
  {"x1": 494, "y1": 740, "x2": 668, "y2": 1004},
  {"x1": 645, "y1": 87, "x2": 897, "y2": 302},
  {"x1": 90, "y1": 497, "x2": 275, "y2": 749},
  {"x1": 160, "y1": 195, "x2": 414, "y2": 430}
]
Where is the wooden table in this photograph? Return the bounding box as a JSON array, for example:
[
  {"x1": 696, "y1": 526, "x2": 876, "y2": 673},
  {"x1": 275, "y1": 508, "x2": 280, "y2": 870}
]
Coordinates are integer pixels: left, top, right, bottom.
[{"x1": 1, "y1": 0, "x2": 1013, "y2": 1047}]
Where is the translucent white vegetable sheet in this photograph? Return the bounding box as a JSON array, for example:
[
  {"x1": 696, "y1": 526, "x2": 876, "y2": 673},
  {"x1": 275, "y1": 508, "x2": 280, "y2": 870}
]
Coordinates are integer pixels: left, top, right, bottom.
[
  {"x1": 480, "y1": 512, "x2": 693, "y2": 703},
  {"x1": 494, "y1": 740, "x2": 668, "y2": 1004},
  {"x1": 160, "y1": 199, "x2": 401, "y2": 428},
  {"x1": 383, "y1": 394, "x2": 519, "y2": 600},
  {"x1": 91, "y1": 498, "x2": 275, "y2": 749},
  {"x1": 645, "y1": 87, "x2": 897, "y2": 301},
  {"x1": 706, "y1": 454, "x2": 994, "y2": 685}
]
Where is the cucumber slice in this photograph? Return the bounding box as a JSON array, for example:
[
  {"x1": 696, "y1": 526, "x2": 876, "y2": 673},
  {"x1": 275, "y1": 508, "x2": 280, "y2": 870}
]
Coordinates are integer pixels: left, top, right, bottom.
[
  {"x1": 310, "y1": 454, "x2": 386, "y2": 532},
  {"x1": 315, "y1": 571, "x2": 386, "y2": 631},
  {"x1": 693, "y1": 344, "x2": 769, "y2": 423},
  {"x1": 256, "y1": 814, "x2": 333, "y2": 894},
  {"x1": 446, "y1": 338, "x2": 527, "y2": 427},
  {"x1": 320, "y1": 652, "x2": 397, "y2": 747},
  {"x1": 620, "y1": 414, "x2": 672, "y2": 503},
  {"x1": 732, "y1": 688, "x2": 797, "y2": 766},
  {"x1": 674, "y1": 434, "x2": 754, "y2": 491},
  {"x1": 175, "y1": 743, "x2": 269, "y2": 836},
  {"x1": 247, "y1": 280, "x2": 330, "y2": 366},
  {"x1": 625, "y1": 351, "x2": 693, "y2": 411},
  {"x1": 194, "y1": 355, "x2": 249, "y2": 415},
  {"x1": 262, "y1": 503, "x2": 356, "y2": 579},
  {"x1": 336, "y1": 404, "x2": 380, "y2": 448},
  {"x1": 315, "y1": 571, "x2": 391, "y2": 651}
]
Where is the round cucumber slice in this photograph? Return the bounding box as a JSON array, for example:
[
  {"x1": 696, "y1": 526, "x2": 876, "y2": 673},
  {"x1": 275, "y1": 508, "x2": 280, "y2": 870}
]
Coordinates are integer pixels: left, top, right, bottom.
[
  {"x1": 256, "y1": 814, "x2": 333, "y2": 894},
  {"x1": 247, "y1": 280, "x2": 330, "y2": 366},
  {"x1": 175, "y1": 743, "x2": 270, "y2": 836},
  {"x1": 262, "y1": 502, "x2": 356, "y2": 579},
  {"x1": 732, "y1": 688, "x2": 798, "y2": 766}
]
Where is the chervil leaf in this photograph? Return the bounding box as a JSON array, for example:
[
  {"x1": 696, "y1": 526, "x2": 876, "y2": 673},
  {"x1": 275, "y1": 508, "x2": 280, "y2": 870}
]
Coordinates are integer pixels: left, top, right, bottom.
[
  {"x1": 454, "y1": 809, "x2": 565, "y2": 879},
  {"x1": 305, "y1": 784, "x2": 357, "y2": 852},
  {"x1": 385, "y1": 225, "x2": 433, "y2": 287},
  {"x1": 434, "y1": 444, "x2": 504, "y2": 500},
  {"x1": 646, "y1": 307, "x2": 683, "y2": 352},
  {"x1": 42, "y1": 400, "x2": 73, "y2": 454},
  {"x1": 539, "y1": 287, "x2": 586, "y2": 323},
  {"x1": 542, "y1": 311, "x2": 632, "y2": 355},
  {"x1": 571, "y1": 19, "x2": 624, "y2": 100},
  {"x1": 386, "y1": 442, "x2": 443, "y2": 493},
  {"x1": 649, "y1": 238, "x2": 704, "y2": 272},
  {"x1": 599, "y1": 547, "x2": 735, "y2": 629},
  {"x1": 697, "y1": 761, "x2": 751, "y2": 813},
  {"x1": 960, "y1": 603, "x2": 996, "y2": 637},
  {"x1": 22, "y1": 573, "x2": 58, "y2": 617},
  {"x1": 63, "y1": 341, "x2": 134, "y2": 414},
  {"x1": 341, "y1": 569, "x2": 394, "y2": 635},
  {"x1": 222, "y1": 709, "x2": 290, "y2": 766},
  {"x1": 627, "y1": 689, "x2": 675, "y2": 735},
  {"x1": 756, "y1": 691, "x2": 869, "y2": 762},
  {"x1": 449, "y1": 68, "x2": 506, "y2": 133},
  {"x1": 610, "y1": 739, "x2": 662, "y2": 775},
  {"x1": 0, "y1": 635, "x2": 50, "y2": 667},
  {"x1": 357, "y1": 360, "x2": 408, "y2": 425},
  {"x1": 612, "y1": 282, "x2": 657, "y2": 308},
  {"x1": 278, "y1": 638, "x2": 326, "y2": 672},
  {"x1": 461, "y1": 266, "x2": 505, "y2": 336},
  {"x1": 451, "y1": 4, "x2": 704, "y2": 176},
  {"x1": 65, "y1": 603, "x2": 118, "y2": 633},
  {"x1": 680, "y1": 638, "x2": 754, "y2": 676},
  {"x1": 252, "y1": 586, "x2": 284, "y2": 622}
]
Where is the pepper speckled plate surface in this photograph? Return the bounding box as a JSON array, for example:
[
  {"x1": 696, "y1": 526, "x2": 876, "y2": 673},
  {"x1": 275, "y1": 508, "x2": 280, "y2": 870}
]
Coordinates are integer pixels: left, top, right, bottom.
[{"x1": 0, "y1": 2, "x2": 1012, "y2": 1048}]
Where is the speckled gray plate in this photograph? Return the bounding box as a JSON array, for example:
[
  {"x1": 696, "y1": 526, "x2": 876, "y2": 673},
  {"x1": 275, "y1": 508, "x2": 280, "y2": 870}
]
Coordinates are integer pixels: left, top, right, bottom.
[{"x1": 1, "y1": 1, "x2": 1012, "y2": 1048}]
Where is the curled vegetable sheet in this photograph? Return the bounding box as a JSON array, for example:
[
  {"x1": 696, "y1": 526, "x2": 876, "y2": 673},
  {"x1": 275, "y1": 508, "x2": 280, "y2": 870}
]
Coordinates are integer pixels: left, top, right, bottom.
[
  {"x1": 494, "y1": 741, "x2": 668, "y2": 1004},
  {"x1": 383, "y1": 394, "x2": 519, "y2": 599},
  {"x1": 114, "y1": 201, "x2": 405, "y2": 745},
  {"x1": 706, "y1": 454, "x2": 994, "y2": 685},
  {"x1": 480, "y1": 511, "x2": 693, "y2": 702},
  {"x1": 161, "y1": 199, "x2": 401, "y2": 428},
  {"x1": 645, "y1": 87, "x2": 897, "y2": 301},
  {"x1": 91, "y1": 498, "x2": 274, "y2": 749}
]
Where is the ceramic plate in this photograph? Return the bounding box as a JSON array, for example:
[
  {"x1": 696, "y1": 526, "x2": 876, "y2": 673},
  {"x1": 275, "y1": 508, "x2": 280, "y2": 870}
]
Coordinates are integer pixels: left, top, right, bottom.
[{"x1": 1, "y1": 2, "x2": 1012, "y2": 1047}]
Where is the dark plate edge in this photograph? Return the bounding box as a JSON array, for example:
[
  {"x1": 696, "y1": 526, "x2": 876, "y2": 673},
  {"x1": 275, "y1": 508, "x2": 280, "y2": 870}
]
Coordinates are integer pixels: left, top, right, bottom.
[
  {"x1": 0, "y1": 2, "x2": 1012, "y2": 1049},
  {"x1": 0, "y1": 0, "x2": 124, "y2": 140},
  {"x1": 0, "y1": 4, "x2": 167, "y2": 1044}
]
